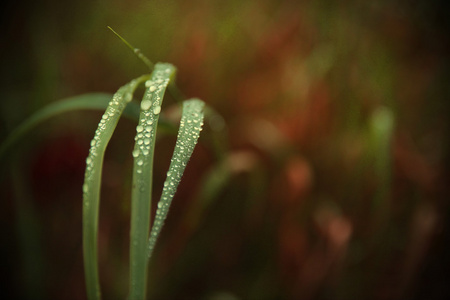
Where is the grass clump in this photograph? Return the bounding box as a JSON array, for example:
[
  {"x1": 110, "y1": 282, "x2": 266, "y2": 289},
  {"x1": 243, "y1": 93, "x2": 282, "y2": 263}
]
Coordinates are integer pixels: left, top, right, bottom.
[{"x1": 1, "y1": 28, "x2": 206, "y2": 300}]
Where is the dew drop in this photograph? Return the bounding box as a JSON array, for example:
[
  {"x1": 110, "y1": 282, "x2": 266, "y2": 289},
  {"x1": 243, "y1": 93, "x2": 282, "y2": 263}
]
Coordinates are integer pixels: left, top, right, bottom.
[
  {"x1": 149, "y1": 85, "x2": 156, "y2": 92},
  {"x1": 124, "y1": 93, "x2": 133, "y2": 102},
  {"x1": 141, "y1": 100, "x2": 152, "y2": 111},
  {"x1": 136, "y1": 125, "x2": 144, "y2": 132},
  {"x1": 137, "y1": 159, "x2": 143, "y2": 166},
  {"x1": 153, "y1": 106, "x2": 161, "y2": 115},
  {"x1": 132, "y1": 149, "x2": 140, "y2": 157}
]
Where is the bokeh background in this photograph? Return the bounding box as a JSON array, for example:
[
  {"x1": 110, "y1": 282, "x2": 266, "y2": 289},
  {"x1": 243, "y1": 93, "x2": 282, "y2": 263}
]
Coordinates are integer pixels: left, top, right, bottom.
[{"x1": 1, "y1": 0, "x2": 449, "y2": 299}]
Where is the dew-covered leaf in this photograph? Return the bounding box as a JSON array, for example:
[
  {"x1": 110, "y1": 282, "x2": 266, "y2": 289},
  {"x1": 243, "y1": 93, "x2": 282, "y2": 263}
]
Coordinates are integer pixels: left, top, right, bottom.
[
  {"x1": 147, "y1": 98, "x2": 205, "y2": 259},
  {"x1": 129, "y1": 63, "x2": 176, "y2": 300},
  {"x1": 82, "y1": 75, "x2": 148, "y2": 300}
]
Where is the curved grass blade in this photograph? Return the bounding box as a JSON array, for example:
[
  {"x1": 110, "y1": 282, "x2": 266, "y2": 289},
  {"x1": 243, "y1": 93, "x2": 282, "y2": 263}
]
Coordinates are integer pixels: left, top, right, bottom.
[
  {"x1": 147, "y1": 98, "x2": 205, "y2": 259},
  {"x1": 82, "y1": 75, "x2": 149, "y2": 300},
  {"x1": 0, "y1": 93, "x2": 111, "y2": 161},
  {"x1": 129, "y1": 63, "x2": 176, "y2": 300},
  {"x1": 0, "y1": 91, "x2": 180, "y2": 167}
]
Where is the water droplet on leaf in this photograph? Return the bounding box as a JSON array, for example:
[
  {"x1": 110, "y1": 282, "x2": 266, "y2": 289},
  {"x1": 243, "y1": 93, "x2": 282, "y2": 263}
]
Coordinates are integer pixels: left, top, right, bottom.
[
  {"x1": 153, "y1": 106, "x2": 161, "y2": 115},
  {"x1": 141, "y1": 100, "x2": 152, "y2": 111}
]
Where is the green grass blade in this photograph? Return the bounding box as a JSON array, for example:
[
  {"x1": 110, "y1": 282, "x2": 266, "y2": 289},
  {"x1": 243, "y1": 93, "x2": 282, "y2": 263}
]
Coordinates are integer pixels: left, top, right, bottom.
[
  {"x1": 129, "y1": 63, "x2": 176, "y2": 300},
  {"x1": 369, "y1": 106, "x2": 394, "y2": 237},
  {"x1": 82, "y1": 75, "x2": 148, "y2": 300},
  {"x1": 147, "y1": 98, "x2": 205, "y2": 259},
  {"x1": 0, "y1": 91, "x2": 180, "y2": 167},
  {"x1": 370, "y1": 106, "x2": 394, "y2": 199},
  {"x1": 0, "y1": 93, "x2": 111, "y2": 161}
]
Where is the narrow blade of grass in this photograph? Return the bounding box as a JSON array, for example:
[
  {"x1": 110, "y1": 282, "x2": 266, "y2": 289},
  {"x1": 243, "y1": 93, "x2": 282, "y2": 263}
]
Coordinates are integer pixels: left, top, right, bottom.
[
  {"x1": 0, "y1": 93, "x2": 112, "y2": 161},
  {"x1": 129, "y1": 63, "x2": 176, "y2": 300},
  {"x1": 0, "y1": 91, "x2": 180, "y2": 168},
  {"x1": 107, "y1": 26, "x2": 154, "y2": 71},
  {"x1": 370, "y1": 106, "x2": 394, "y2": 200},
  {"x1": 82, "y1": 75, "x2": 148, "y2": 300},
  {"x1": 369, "y1": 106, "x2": 394, "y2": 240},
  {"x1": 147, "y1": 98, "x2": 205, "y2": 259}
]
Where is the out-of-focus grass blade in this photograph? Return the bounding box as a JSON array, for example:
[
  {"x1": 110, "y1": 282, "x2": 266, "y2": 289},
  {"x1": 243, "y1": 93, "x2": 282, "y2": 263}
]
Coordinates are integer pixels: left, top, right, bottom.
[
  {"x1": 0, "y1": 90, "x2": 178, "y2": 165},
  {"x1": 368, "y1": 106, "x2": 395, "y2": 246},
  {"x1": 370, "y1": 106, "x2": 394, "y2": 207},
  {"x1": 147, "y1": 98, "x2": 205, "y2": 259},
  {"x1": 129, "y1": 63, "x2": 176, "y2": 300},
  {"x1": 82, "y1": 75, "x2": 148, "y2": 300},
  {"x1": 0, "y1": 93, "x2": 112, "y2": 161}
]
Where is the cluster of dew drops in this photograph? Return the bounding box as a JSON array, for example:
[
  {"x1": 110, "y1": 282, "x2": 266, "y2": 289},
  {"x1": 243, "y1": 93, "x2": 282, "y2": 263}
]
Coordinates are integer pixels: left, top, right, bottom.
[
  {"x1": 148, "y1": 99, "x2": 204, "y2": 256},
  {"x1": 132, "y1": 64, "x2": 174, "y2": 176},
  {"x1": 82, "y1": 80, "x2": 137, "y2": 205}
]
